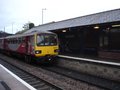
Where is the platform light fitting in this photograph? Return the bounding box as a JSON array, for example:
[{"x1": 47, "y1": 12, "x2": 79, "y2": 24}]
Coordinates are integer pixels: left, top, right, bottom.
[
  {"x1": 94, "y1": 26, "x2": 99, "y2": 29},
  {"x1": 112, "y1": 24, "x2": 120, "y2": 27},
  {"x1": 62, "y1": 30, "x2": 67, "y2": 32}
]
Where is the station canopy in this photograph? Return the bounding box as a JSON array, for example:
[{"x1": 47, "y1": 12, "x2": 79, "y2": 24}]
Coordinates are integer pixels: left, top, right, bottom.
[{"x1": 24, "y1": 9, "x2": 120, "y2": 34}]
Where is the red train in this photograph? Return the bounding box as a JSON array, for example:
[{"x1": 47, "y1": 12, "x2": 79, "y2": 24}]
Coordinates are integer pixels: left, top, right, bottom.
[{"x1": 0, "y1": 31, "x2": 59, "y2": 63}]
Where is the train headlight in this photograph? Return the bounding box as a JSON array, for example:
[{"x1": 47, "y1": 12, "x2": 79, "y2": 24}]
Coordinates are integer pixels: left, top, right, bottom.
[
  {"x1": 35, "y1": 50, "x2": 41, "y2": 54},
  {"x1": 54, "y1": 49, "x2": 59, "y2": 53}
]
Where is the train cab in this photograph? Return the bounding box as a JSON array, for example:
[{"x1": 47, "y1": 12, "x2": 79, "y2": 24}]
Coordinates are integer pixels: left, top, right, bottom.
[{"x1": 33, "y1": 32, "x2": 59, "y2": 62}]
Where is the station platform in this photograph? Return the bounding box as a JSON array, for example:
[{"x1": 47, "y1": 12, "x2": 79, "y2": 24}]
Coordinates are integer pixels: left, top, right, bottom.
[
  {"x1": 0, "y1": 64, "x2": 36, "y2": 90},
  {"x1": 60, "y1": 52, "x2": 120, "y2": 62},
  {"x1": 59, "y1": 53, "x2": 120, "y2": 66}
]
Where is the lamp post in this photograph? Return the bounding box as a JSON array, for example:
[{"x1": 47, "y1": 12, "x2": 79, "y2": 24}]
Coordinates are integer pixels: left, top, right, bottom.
[
  {"x1": 12, "y1": 22, "x2": 14, "y2": 34},
  {"x1": 42, "y1": 8, "x2": 46, "y2": 24},
  {"x1": 4, "y1": 27, "x2": 5, "y2": 37}
]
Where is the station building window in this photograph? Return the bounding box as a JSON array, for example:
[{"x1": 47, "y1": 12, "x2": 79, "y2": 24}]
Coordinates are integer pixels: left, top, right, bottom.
[
  {"x1": 100, "y1": 27, "x2": 120, "y2": 52},
  {"x1": 109, "y1": 27, "x2": 120, "y2": 50}
]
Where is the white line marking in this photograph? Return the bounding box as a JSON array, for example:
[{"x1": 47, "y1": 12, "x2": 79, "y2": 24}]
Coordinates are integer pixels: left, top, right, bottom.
[
  {"x1": 0, "y1": 64, "x2": 37, "y2": 90},
  {"x1": 59, "y1": 55, "x2": 120, "y2": 66}
]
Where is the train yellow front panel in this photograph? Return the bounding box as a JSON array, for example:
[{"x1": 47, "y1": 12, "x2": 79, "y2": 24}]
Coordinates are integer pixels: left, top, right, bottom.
[{"x1": 35, "y1": 46, "x2": 58, "y2": 57}]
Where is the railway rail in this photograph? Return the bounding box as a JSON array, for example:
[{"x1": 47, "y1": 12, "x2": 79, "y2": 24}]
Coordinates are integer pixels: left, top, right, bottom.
[{"x1": 0, "y1": 58, "x2": 61, "y2": 90}]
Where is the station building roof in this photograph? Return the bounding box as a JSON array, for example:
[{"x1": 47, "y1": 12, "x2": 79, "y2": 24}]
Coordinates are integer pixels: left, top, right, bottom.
[{"x1": 25, "y1": 8, "x2": 120, "y2": 33}]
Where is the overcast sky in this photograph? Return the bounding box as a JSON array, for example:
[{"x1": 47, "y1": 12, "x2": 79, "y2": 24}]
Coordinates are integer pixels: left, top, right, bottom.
[{"x1": 0, "y1": 0, "x2": 120, "y2": 34}]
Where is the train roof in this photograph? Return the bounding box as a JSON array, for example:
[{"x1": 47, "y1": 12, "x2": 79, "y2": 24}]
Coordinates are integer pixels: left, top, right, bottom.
[{"x1": 0, "y1": 30, "x2": 55, "y2": 39}]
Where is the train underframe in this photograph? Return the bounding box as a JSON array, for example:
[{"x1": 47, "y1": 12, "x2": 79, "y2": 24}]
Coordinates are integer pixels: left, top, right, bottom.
[{"x1": 0, "y1": 49, "x2": 57, "y2": 64}]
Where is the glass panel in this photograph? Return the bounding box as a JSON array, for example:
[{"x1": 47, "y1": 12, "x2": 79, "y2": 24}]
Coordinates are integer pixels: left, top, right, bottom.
[
  {"x1": 37, "y1": 34, "x2": 57, "y2": 46},
  {"x1": 30, "y1": 36, "x2": 35, "y2": 46}
]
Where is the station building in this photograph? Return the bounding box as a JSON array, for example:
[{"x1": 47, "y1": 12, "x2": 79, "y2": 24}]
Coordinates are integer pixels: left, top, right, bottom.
[{"x1": 25, "y1": 9, "x2": 120, "y2": 60}]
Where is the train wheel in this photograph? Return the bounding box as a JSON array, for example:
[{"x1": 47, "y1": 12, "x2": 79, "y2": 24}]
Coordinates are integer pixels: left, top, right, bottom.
[{"x1": 25, "y1": 55, "x2": 32, "y2": 64}]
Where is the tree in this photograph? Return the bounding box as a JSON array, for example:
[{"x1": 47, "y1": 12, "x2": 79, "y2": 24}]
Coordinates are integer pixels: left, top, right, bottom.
[
  {"x1": 15, "y1": 22, "x2": 35, "y2": 34},
  {"x1": 29, "y1": 23, "x2": 34, "y2": 29},
  {"x1": 23, "y1": 22, "x2": 35, "y2": 30}
]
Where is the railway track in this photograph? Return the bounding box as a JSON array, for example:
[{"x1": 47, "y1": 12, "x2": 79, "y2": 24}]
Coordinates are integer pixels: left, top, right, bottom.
[
  {"x1": 0, "y1": 54, "x2": 104, "y2": 90},
  {"x1": 41, "y1": 65, "x2": 120, "y2": 90},
  {"x1": 2, "y1": 53, "x2": 120, "y2": 90},
  {"x1": 0, "y1": 58, "x2": 61, "y2": 90}
]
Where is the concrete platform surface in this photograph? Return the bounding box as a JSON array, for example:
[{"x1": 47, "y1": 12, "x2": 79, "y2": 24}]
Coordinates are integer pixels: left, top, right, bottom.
[
  {"x1": 0, "y1": 80, "x2": 10, "y2": 90},
  {"x1": 0, "y1": 64, "x2": 36, "y2": 90}
]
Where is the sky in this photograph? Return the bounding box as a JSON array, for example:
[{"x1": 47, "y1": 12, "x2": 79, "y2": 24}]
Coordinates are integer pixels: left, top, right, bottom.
[{"x1": 0, "y1": 0, "x2": 120, "y2": 34}]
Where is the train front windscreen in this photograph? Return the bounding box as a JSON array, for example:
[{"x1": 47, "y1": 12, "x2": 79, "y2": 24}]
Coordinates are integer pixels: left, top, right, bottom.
[{"x1": 36, "y1": 34, "x2": 58, "y2": 46}]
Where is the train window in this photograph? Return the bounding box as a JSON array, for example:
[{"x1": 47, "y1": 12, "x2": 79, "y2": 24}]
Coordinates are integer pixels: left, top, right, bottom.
[
  {"x1": 10, "y1": 39, "x2": 12, "y2": 44},
  {"x1": 7, "y1": 40, "x2": 9, "y2": 43},
  {"x1": 12, "y1": 39, "x2": 13, "y2": 44},
  {"x1": 9, "y1": 39, "x2": 10, "y2": 43},
  {"x1": 16, "y1": 39, "x2": 18, "y2": 44},
  {"x1": 11, "y1": 39, "x2": 12, "y2": 44},
  {"x1": 36, "y1": 34, "x2": 57, "y2": 46},
  {"x1": 15, "y1": 39, "x2": 17, "y2": 43},
  {"x1": 18, "y1": 38, "x2": 22, "y2": 43},
  {"x1": 13, "y1": 39, "x2": 14, "y2": 44},
  {"x1": 22, "y1": 37, "x2": 25, "y2": 42},
  {"x1": 15, "y1": 39, "x2": 16, "y2": 43},
  {"x1": 48, "y1": 35, "x2": 57, "y2": 45},
  {"x1": 13, "y1": 39, "x2": 15, "y2": 44},
  {"x1": 17, "y1": 39, "x2": 19, "y2": 44},
  {"x1": 37, "y1": 35, "x2": 44, "y2": 46}
]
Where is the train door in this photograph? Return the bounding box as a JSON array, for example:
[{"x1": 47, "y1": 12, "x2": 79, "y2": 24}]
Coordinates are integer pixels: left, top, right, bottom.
[
  {"x1": 26, "y1": 35, "x2": 35, "y2": 55},
  {"x1": 26, "y1": 36, "x2": 30, "y2": 55},
  {"x1": 30, "y1": 35, "x2": 35, "y2": 55},
  {"x1": 25, "y1": 36, "x2": 33, "y2": 63}
]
